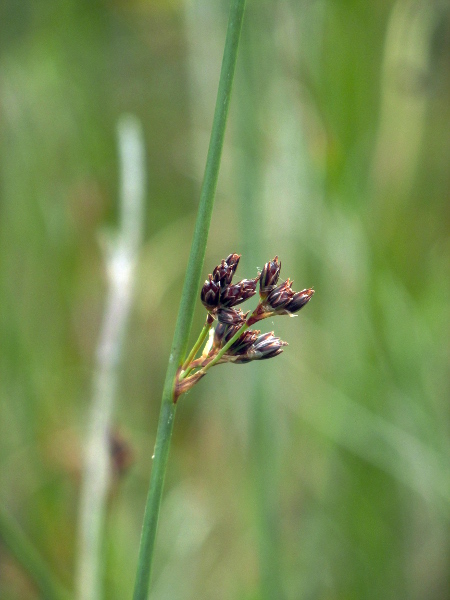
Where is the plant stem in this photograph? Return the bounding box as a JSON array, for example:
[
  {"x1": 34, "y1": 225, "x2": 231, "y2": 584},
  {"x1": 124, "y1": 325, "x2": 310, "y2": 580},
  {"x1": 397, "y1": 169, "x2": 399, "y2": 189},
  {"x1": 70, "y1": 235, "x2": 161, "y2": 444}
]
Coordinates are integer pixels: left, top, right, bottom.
[
  {"x1": 199, "y1": 321, "x2": 250, "y2": 373},
  {"x1": 0, "y1": 506, "x2": 72, "y2": 600},
  {"x1": 181, "y1": 314, "x2": 214, "y2": 372},
  {"x1": 132, "y1": 1, "x2": 247, "y2": 598}
]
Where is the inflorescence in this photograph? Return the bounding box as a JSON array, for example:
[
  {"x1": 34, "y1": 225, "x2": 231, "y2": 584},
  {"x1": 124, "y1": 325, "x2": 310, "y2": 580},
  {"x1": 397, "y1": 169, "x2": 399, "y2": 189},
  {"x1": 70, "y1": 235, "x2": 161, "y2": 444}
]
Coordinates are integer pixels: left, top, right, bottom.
[{"x1": 175, "y1": 254, "x2": 314, "y2": 400}]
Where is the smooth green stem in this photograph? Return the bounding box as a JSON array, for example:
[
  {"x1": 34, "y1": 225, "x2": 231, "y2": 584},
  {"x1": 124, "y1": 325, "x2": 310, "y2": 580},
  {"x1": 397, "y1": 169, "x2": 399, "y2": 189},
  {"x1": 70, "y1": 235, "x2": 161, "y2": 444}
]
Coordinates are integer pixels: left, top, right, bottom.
[
  {"x1": 181, "y1": 316, "x2": 213, "y2": 372},
  {"x1": 132, "y1": 1, "x2": 247, "y2": 598},
  {"x1": 0, "y1": 506, "x2": 72, "y2": 600},
  {"x1": 132, "y1": 394, "x2": 176, "y2": 600}
]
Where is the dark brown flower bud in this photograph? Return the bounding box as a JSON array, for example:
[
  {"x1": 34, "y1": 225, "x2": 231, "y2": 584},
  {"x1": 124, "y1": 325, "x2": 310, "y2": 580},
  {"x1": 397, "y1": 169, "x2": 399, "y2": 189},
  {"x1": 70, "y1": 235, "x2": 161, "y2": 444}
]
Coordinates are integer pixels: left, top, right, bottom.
[
  {"x1": 213, "y1": 308, "x2": 248, "y2": 352},
  {"x1": 232, "y1": 332, "x2": 287, "y2": 363},
  {"x1": 217, "y1": 307, "x2": 248, "y2": 325},
  {"x1": 212, "y1": 260, "x2": 230, "y2": 286},
  {"x1": 220, "y1": 277, "x2": 258, "y2": 308},
  {"x1": 266, "y1": 279, "x2": 294, "y2": 311},
  {"x1": 212, "y1": 254, "x2": 241, "y2": 287},
  {"x1": 259, "y1": 256, "x2": 281, "y2": 298},
  {"x1": 224, "y1": 253, "x2": 241, "y2": 277},
  {"x1": 212, "y1": 321, "x2": 241, "y2": 352},
  {"x1": 258, "y1": 282, "x2": 314, "y2": 317},
  {"x1": 253, "y1": 332, "x2": 288, "y2": 359},
  {"x1": 201, "y1": 275, "x2": 220, "y2": 310},
  {"x1": 228, "y1": 329, "x2": 259, "y2": 355},
  {"x1": 212, "y1": 322, "x2": 228, "y2": 352},
  {"x1": 286, "y1": 288, "x2": 315, "y2": 313}
]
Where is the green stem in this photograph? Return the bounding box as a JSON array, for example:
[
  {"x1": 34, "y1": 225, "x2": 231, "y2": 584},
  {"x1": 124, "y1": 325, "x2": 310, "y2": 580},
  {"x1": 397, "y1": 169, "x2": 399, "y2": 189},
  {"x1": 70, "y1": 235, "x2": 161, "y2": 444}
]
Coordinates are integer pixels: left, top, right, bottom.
[
  {"x1": 199, "y1": 321, "x2": 250, "y2": 373},
  {"x1": 181, "y1": 315, "x2": 214, "y2": 372},
  {"x1": 132, "y1": 1, "x2": 247, "y2": 598},
  {"x1": 132, "y1": 396, "x2": 176, "y2": 600},
  {"x1": 0, "y1": 506, "x2": 72, "y2": 600}
]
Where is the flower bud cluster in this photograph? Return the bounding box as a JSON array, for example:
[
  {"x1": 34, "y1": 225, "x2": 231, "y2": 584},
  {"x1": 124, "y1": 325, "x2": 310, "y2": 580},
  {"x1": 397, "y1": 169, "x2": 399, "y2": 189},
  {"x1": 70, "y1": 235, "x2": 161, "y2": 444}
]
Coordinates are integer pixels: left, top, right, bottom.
[
  {"x1": 201, "y1": 254, "x2": 258, "y2": 312},
  {"x1": 248, "y1": 257, "x2": 314, "y2": 324},
  {"x1": 176, "y1": 253, "x2": 314, "y2": 400},
  {"x1": 202, "y1": 254, "x2": 313, "y2": 363}
]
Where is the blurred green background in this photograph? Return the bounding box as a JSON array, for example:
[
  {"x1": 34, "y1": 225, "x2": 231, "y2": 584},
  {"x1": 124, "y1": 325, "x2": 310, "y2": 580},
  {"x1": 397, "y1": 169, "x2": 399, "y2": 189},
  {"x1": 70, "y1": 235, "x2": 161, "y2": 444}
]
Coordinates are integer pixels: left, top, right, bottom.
[{"x1": 1, "y1": 0, "x2": 450, "y2": 599}]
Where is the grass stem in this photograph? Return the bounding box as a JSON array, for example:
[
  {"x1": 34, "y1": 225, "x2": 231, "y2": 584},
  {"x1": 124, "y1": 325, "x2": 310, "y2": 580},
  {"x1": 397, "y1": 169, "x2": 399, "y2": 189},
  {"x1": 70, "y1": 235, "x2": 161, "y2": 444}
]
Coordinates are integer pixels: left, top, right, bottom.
[{"x1": 132, "y1": 1, "x2": 247, "y2": 598}]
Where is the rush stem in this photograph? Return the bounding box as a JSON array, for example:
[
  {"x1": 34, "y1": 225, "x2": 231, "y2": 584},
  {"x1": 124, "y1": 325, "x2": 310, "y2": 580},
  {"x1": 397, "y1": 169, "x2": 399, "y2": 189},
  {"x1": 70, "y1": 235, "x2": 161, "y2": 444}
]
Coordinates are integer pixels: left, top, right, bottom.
[{"x1": 132, "y1": 1, "x2": 247, "y2": 598}]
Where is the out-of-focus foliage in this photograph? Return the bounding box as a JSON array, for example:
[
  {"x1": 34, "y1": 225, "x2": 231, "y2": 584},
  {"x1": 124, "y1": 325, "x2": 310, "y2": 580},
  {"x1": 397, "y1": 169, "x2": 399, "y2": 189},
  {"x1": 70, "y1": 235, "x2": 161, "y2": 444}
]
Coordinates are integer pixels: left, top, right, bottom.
[{"x1": 1, "y1": 0, "x2": 450, "y2": 599}]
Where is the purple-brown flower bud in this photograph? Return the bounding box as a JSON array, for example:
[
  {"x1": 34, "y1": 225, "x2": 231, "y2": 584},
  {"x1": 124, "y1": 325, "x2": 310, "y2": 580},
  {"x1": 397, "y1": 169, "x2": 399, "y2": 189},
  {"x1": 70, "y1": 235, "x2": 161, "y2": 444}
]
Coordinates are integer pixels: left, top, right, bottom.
[
  {"x1": 233, "y1": 331, "x2": 287, "y2": 364},
  {"x1": 259, "y1": 256, "x2": 281, "y2": 298},
  {"x1": 213, "y1": 308, "x2": 248, "y2": 352},
  {"x1": 220, "y1": 277, "x2": 258, "y2": 308},
  {"x1": 266, "y1": 279, "x2": 294, "y2": 311},
  {"x1": 212, "y1": 260, "x2": 230, "y2": 286},
  {"x1": 229, "y1": 329, "x2": 260, "y2": 355},
  {"x1": 224, "y1": 253, "x2": 241, "y2": 276},
  {"x1": 253, "y1": 332, "x2": 288, "y2": 359},
  {"x1": 217, "y1": 307, "x2": 248, "y2": 325},
  {"x1": 212, "y1": 253, "x2": 241, "y2": 287},
  {"x1": 201, "y1": 275, "x2": 220, "y2": 311},
  {"x1": 266, "y1": 284, "x2": 314, "y2": 315},
  {"x1": 232, "y1": 332, "x2": 288, "y2": 363},
  {"x1": 287, "y1": 288, "x2": 315, "y2": 313},
  {"x1": 212, "y1": 323, "x2": 229, "y2": 351},
  {"x1": 212, "y1": 321, "x2": 242, "y2": 352}
]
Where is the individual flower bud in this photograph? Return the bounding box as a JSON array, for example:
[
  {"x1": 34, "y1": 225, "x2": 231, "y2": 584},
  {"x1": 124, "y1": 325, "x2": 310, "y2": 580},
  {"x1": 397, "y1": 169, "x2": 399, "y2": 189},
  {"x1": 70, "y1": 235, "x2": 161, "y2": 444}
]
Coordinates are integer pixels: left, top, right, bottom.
[
  {"x1": 212, "y1": 320, "x2": 243, "y2": 352},
  {"x1": 220, "y1": 278, "x2": 258, "y2": 307},
  {"x1": 212, "y1": 322, "x2": 229, "y2": 351},
  {"x1": 232, "y1": 332, "x2": 288, "y2": 363},
  {"x1": 212, "y1": 260, "x2": 228, "y2": 284},
  {"x1": 286, "y1": 288, "x2": 315, "y2": 313},
  {"x1": 214, "y1": 322, "x2": 232, "y2": 344},
  {"x1": 228, "y1": 329, "x2": 260, "y2": 355},
  {"x1": 214, "y1": 308, "x2": 248, "y2": 352},
  {"x1": 217, "y1": 307, "x2": 248, "y2": 325},
  {"x1": 253, "y1": 332, "x2": 288, "y2": 359},
  {"x1": 201, "y1": 275, "x2": 220, "y2": 311},
  {"x1": 212, "y1": 258, "x2": 236, "y2": 287},
  {"x1": 266, "y1": 279, "x2": 294, "y2": 311},
  {"x1": 224, "y1": 253, "x2": 241, "y2": 282},
  {"x1": 259, "y1": 256, "x2": 281, "y2": 298}
]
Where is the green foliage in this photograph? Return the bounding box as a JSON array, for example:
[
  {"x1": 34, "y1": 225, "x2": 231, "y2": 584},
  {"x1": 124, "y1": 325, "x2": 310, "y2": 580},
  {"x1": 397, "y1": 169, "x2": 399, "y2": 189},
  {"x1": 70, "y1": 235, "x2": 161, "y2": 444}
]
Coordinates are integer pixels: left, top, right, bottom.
[{"x1": 1, "y1": 1, "x2": 450, "y2": 599}]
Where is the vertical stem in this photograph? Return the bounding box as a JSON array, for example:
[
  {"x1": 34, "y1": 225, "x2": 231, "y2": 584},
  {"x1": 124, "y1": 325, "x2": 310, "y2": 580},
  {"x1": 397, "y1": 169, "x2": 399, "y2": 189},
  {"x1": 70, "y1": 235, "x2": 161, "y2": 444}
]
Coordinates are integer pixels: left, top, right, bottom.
[{"x1": 132, "y1": 1, "x2": 247, "y2": 598}]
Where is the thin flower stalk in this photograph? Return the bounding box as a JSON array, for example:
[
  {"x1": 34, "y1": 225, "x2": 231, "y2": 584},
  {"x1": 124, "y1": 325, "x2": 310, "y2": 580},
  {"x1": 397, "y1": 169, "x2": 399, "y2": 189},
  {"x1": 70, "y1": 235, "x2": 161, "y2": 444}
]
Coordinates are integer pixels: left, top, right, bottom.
[{"x1": 181, "y1": 313, "x2": 214, "y2": 372}]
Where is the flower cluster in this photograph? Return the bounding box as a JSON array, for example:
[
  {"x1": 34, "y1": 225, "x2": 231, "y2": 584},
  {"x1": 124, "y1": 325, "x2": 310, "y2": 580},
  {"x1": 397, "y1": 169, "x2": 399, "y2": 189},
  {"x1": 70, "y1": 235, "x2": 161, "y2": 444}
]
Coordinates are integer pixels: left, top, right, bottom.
[
  {"x1": 175, "y1": 254, "x2": 314, "y2": 400},
  {"x1": 200, "y1": 253, "x2": 258, "y2": 312}
]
